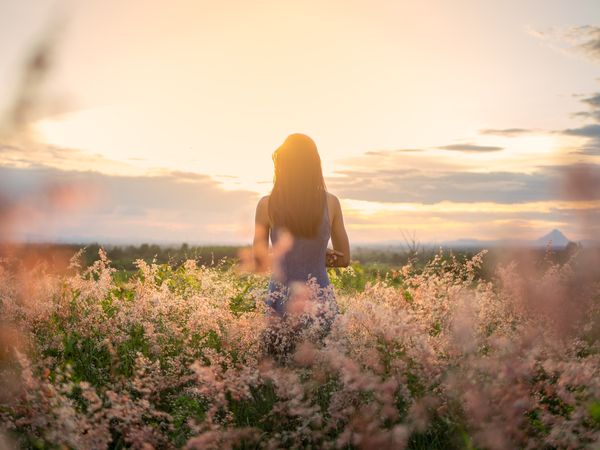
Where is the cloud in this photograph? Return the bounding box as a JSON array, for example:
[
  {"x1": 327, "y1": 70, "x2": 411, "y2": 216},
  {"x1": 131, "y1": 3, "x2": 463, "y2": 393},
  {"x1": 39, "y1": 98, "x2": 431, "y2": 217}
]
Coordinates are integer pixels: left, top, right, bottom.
[
  {"x1": 0, "y1": 165, "x2": 258, "y2": 244},
  {"x1": 529, "y1": 25, "x2": 600, "y2": 63},
  {"x1": 330, "y1": 170, "x2": 549, "y2": 204},
  {"x1": 364, "y1": 150, "x2": 389, "y2": 156},
  {"x1": 572, "y1": 110, "x2": 600, "y2": 122},
  {"x1": 3, "y1": 146, "x2": 598, "y2": 244},
  {"x1": 365, "y1": 148, "x2": 422, "y2": 156},
  {"x1": 571, "y1": 93, "x2": 600, "y2": 123},
  {"x1": 328, "y1": 163, "x2": 600, "y2": 205},
  {"x1": 436, "y1": 143, "x2": 503, "y2": 152},
  {"x1": 479, "y1": 128, "x2": 536, "y2": 137},
  {"x1": 0, "y1": 141, "x2": 138, "y2": 175},
  {"x1": 571, "y1": 26, "x2": 600, "y2": 61},
  {"x1": 562, "y1": 91, "x2": 600, "y2": 154},
  {"x1": 341, "y1": 199, "x2": 600, "y2": 243},
  {"x1": 574, "y1": 145, "x2": 600, "y2": 156},
  {"x1": 393, "y1": 210, "x2": 589, "y2": 230},
  {"x1": 394, "y1": 148, "x2": 422, "y2": 153},
  {"x1": 563, "y1": 124, "x2": 600, "y2": 138},
  {"x1": 527, "y1": 25, "x2": 600, "y2": 184},
  {"x1": 580, "y1": 93, "x2": 600, "y2": 109}
]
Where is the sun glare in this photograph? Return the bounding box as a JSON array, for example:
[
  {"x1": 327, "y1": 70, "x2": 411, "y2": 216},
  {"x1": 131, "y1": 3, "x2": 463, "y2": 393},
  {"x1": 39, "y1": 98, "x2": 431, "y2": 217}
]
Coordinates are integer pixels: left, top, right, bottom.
[{"x1": 32, "y1": 108, "x2": 275, "y2": 190}]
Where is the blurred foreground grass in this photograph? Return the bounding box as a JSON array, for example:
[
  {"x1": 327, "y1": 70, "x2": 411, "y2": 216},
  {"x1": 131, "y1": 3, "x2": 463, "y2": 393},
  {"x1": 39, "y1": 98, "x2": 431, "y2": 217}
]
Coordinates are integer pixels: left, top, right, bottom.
[{"x1": 0, "y1": 246, "x2": 599, "y2": 449}]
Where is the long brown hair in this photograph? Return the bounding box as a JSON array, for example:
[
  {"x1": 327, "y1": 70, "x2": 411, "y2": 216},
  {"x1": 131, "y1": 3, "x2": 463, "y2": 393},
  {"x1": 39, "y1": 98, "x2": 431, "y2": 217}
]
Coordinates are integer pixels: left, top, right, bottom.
[{"x1": 268, "y1": 133, "x2": 326, "y2": 238}]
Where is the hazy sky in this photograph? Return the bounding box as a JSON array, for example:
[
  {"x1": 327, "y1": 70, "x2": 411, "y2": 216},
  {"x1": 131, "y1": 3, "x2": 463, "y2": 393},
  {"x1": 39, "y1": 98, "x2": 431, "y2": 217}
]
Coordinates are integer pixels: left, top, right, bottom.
[{"x1": 1, "y1": 0, "x2": 600, "y2": 244}]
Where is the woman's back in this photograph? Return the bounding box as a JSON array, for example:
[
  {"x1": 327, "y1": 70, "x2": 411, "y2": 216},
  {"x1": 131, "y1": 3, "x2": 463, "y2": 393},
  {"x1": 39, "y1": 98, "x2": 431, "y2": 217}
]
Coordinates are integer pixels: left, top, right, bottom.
[
  {"x1": 252, "y1": 133, "x2": 349, "y2": 318},
  {"x1": 269, "y1": 194, "x2": 330, "y2": 289}
]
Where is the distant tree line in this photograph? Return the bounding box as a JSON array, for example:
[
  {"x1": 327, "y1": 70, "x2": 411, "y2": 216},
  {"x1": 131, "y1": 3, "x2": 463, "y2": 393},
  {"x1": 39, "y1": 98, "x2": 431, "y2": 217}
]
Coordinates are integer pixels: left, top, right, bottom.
[
  {"x1": 0, "y1": 243, "x2": 242, "y2": 271},
  {"x1": 0, "y1": 241, "x2": 590, "y2": 280}
]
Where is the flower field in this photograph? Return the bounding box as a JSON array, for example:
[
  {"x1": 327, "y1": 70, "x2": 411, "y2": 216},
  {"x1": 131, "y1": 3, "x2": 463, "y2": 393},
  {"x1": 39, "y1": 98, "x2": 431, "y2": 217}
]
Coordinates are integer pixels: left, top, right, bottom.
[{"x1": 1, "y1": 249, "x2": 599, "y2": 449}]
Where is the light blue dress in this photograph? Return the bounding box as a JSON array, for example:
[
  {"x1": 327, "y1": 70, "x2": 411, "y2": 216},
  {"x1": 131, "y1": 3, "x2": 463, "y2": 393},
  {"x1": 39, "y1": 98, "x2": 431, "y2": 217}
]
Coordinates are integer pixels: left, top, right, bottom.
[{"x1": 265, "y1": 198, "x2": 338, "y2": 319}]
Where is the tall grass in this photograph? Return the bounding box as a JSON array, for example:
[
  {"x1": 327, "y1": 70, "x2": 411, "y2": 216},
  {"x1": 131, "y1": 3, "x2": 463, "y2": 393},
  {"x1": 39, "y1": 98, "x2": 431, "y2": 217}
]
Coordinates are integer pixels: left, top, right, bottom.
[{"x1": 0, "y1": 248, "x2": 599, "y2": 449}]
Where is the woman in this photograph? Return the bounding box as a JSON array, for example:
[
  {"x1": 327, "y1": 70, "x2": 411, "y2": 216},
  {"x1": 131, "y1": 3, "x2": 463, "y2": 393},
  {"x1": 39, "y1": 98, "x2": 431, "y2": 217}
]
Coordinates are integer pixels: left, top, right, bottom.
[{"x1": 253, "y1": 133, "x2": 350, "y2": 322}]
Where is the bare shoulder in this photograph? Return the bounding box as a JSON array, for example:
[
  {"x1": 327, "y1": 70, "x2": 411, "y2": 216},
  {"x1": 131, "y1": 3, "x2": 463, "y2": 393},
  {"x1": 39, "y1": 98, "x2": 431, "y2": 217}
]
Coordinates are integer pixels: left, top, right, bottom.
[
  {"x1": 326, "y1": 192, "x2": 342, "y2": 218},
  {"x1": 257, "y1": 194, "x2": 270, "y2": 207},
  {"x1": 255, "y1": 195, "x2": 270, "y2": 224},
  {"x1": 326, "y1": 192, "x2": 341, "y2": 207}
]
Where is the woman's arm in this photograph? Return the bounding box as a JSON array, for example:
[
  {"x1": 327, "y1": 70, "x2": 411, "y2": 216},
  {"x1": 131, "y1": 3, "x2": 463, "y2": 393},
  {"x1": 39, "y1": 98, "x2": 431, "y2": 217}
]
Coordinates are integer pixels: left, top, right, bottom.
[
  {"x1": 328, "y1": 195, "x2": 351, "y2": 267},
  {"x1": 253, "y1": 196, "x2": 270, "y2": 272}
]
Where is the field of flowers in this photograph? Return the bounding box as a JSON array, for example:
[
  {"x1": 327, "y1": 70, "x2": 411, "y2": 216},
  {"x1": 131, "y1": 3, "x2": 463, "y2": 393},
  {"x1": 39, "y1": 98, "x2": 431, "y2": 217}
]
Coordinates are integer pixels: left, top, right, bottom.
[{"x1": 1, "y1": 248, "x2": 599, "y2": 449}]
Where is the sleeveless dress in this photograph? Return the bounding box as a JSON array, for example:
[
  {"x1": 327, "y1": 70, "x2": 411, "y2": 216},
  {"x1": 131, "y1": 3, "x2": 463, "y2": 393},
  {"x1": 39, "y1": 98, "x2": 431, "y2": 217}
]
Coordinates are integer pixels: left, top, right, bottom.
[{"x1": 265, "y1": 197, "x2": 338, "y2": 319}]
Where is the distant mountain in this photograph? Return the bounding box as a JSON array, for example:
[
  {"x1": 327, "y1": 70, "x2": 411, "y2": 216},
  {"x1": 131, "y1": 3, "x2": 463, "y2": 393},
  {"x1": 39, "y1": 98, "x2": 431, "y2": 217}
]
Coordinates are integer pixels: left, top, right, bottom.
[
  {"x1": 436, "y1": 229, "x2": 572, "y2": 249},
  {"x1": 534, "y1": 229, "x2": 570, "y2": 248},
  {"x1": 356, "y1": 229, "x2": 583, "y2": 250}
]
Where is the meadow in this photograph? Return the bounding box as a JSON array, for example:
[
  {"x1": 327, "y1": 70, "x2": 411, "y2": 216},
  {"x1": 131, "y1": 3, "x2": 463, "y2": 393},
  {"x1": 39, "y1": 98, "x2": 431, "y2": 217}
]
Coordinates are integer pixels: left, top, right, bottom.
[{"x1": 0, "y1": 245, "x2": 599, "y2": 449}]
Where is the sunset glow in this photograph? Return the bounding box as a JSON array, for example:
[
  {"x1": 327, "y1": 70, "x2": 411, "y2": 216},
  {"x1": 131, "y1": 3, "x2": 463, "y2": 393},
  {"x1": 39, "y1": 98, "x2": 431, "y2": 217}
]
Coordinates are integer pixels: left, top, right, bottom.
[{"x1": 2, "y1": 0, "x2": 600, "y2": 244}]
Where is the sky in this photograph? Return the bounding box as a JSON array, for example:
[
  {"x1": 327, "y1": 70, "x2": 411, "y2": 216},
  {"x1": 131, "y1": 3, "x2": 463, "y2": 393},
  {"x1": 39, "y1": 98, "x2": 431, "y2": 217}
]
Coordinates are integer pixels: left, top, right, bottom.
[{"x1": 1, "y1": 0, "x2": 600, "y2": 245}]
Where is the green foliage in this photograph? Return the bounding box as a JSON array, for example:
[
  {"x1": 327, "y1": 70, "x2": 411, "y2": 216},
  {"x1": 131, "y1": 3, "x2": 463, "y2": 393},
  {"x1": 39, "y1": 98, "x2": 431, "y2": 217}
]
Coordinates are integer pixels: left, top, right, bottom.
[
  {"x1": 117, "y1": 324, "x2": 150, "y2": 377},
  {"x1": 328, "y1": 262, "x2": 367, "y2": 293},
  {"x1": 229, "y1": 283, "x2": 256, "y2": 315},
  {"x1": 230, "y1": 383, "x2": 278, "y2": 430},
  {"x1": 588, "y1": 401, "x2": 600, "y2": 425},
  {"x1": 153, "y1": 263, "x2": 202, "y2": 297},
  {"x1": 60, "y1": 332, "x2": 112, "y2": 385},
  {"x1": 3, "y1": 247, "x2": 600, "y2": 450},
  {"x1": 407, "y1": 416, "x2": 467, "y2": 450},
  {"x1": 170, "y1": 395, "x2": 208, "y2": 446}
]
